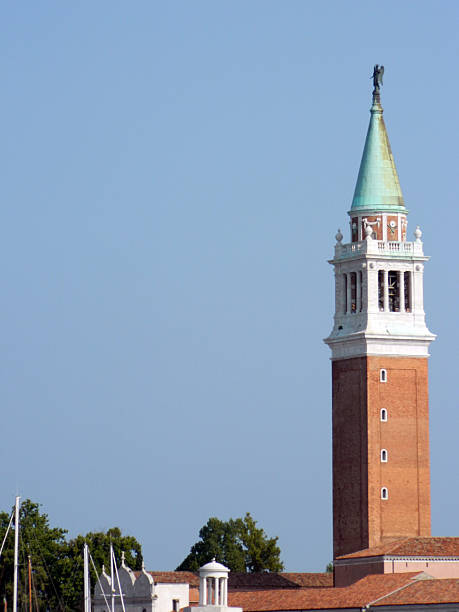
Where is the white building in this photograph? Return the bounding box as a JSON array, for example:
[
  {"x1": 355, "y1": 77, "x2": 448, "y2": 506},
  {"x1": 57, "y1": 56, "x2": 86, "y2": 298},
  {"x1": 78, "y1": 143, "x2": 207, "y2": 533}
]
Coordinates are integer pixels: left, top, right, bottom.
[{"x1": 92, "y1": 555, "x2": 196, "y2": 612}]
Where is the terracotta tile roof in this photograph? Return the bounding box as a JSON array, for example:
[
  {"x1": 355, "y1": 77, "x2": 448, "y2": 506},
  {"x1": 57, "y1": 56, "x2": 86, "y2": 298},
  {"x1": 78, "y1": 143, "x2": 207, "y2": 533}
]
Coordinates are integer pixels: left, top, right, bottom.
[
  {"x1": 373, "y1": 577, "x2": 459, "y2": 606},
  {"x1": 337, "y1": 537, "x2": 459, "y2": 559},
  {"x1": 281, "y1": 573, "x2": 333, "y2": 588},
  {"x1": 229, "y1": 573, "x2": 301, "y2": 590},
  {"x1": 227, "y1": 573, "x2": 422, "y2": 611},
  {"x1": 140, "y1": 570, "x2": 331, "y2": 590},
  {"x1": 144, "y1": 571, "x2": 200, "y2": 586},
  {"x1": 228, "y1": 573, "x2": 332, "y2": 590}
]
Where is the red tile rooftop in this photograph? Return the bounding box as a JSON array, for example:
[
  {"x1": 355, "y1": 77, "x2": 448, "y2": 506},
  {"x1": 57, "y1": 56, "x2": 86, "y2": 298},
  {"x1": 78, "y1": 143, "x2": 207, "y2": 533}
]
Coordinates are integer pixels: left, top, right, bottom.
[
  {"x1": 373, "y1": 577, "x2": 459, "y2": 606},
  {"x1": 134, "y1": 571, "x2": 200, "y2": 586},
  {"x1": 227, "y1": 573, "x2": 423, "y2": 611},
  {"x1": 336, "y1": 537, "x2": 459, "y2": 560},
  {"x1": 138, "y1": 570, "x2": 333, "y2": 591},
  {"x1": 280, "y1": 573, "x2": 333, "y2": 588},
  {"x1": 228, "y1": 573, "x2": 333, "y2": 590}
]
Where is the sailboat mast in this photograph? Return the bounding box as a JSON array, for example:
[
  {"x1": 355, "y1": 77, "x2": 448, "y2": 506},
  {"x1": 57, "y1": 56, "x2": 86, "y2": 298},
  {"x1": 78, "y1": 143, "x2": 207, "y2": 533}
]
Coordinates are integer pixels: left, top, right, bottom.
[
  {"x1": 83, "y1": 543, "x2": 91, "y2": 612},
  {"x1": 12, "y1": 496, "x2": 20, "y2": 612},
  {"x1": 110, "y1": 544, "x2": 115, "y2": 612}
]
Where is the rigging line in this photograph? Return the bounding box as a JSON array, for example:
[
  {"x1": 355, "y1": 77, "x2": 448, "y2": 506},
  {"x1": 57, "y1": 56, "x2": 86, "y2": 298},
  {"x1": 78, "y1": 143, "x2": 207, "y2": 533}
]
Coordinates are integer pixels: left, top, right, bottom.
[
  {"x1": 30, "y1": 562, "x2": 40, "y2": 612},
  {"x1": 33, "y1": 544, "x2": 66, "y2": 610},
  {"x1": 0, "y1": 509, "x2": 15, "y2": 560},
  {"x1": 89, "y1": 551, "x2": 110, "y2": 611},
  {"x1": 19, "y1": 534, "x2": 28, "y2": 612}
]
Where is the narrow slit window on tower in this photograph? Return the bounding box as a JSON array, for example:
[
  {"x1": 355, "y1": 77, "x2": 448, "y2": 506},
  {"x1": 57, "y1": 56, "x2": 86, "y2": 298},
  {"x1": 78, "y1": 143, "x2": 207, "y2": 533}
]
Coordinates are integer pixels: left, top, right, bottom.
[
  {"x1": 343, "y1": 274, "x2": 348, "y2": 314},
  {"x1": 404, "y1": 271, "x2": 411, "y2": 312},
  {"x1": 388, "y1": 270, "x2": 400, "y2": 311},
  {"x1": 380, "y1": 408, "x2": 388, "y2": 422},
  {"x1": 381, "y1": 449, "x2": 388, "y2": 462},
  {"x1": 359, "y1": 271, "x2": 363, "y2": 311},
  {"x1": 380, "y1": 369, "x2": 387, "y2": 383},
  {"x1": 381, "y1": 487, "x2": 388, "y2": 500},
  {"x1": 378, "y1": 270, "x2": 384, "y2": 311},
  {"x1": 350, "y1": 272, "x2": 357, "y2": 312}
]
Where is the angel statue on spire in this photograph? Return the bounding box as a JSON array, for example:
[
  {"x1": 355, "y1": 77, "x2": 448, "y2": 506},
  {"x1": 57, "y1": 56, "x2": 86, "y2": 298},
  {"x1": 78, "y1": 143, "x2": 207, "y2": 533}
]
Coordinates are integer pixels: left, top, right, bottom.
[{"x1": 372, "y1": 64, "x2": 384, "y2": 91}]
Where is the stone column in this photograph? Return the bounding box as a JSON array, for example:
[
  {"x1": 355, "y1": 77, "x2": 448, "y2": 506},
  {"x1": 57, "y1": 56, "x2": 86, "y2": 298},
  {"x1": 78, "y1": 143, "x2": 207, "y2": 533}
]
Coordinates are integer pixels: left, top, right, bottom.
[
  {"x1": 382, "y1": 214, "x2": 387, "y2": 242},
  {"x1": 383, "y1": 269, "x2": 389, "y2": 312},
  {"x1": 399, "y1": 270, "x2": 405, "y2": 312},
  {"x1": 200, "y1": 576, "x2": 207, "y2": 605},
  {"x1": 356, "y1": 272, "x2": 362, "y2": 313}
]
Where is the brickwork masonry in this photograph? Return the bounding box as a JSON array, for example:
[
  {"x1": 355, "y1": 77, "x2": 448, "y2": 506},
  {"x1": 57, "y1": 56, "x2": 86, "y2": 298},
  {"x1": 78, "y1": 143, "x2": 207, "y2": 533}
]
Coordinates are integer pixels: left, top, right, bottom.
[{"x1": 332, "y1": 356, "x2": 430, "y2": 559}]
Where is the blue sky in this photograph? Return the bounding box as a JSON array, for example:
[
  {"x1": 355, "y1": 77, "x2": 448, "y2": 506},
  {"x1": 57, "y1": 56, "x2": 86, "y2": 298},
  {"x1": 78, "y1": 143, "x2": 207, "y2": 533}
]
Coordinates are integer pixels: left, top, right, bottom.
[{"x1": 0, "y1": 1, "x2": 458, "y2": 573}]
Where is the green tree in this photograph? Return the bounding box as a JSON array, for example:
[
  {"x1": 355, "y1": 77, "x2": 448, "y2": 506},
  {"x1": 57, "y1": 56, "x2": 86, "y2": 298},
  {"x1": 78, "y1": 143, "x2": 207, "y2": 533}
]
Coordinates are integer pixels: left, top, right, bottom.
[
  {"x1": 0, "y1": 500, "x2": 143, "y2": 611},
  {"x1": 60, "y1": 527, "x2": 143, "y2": 610},
  {"x1": 176, "y1": 513, "x2": 283, "y2": 573},
  {"x1": 0, "y1": 499, "x2": 68, "y2": 610}
]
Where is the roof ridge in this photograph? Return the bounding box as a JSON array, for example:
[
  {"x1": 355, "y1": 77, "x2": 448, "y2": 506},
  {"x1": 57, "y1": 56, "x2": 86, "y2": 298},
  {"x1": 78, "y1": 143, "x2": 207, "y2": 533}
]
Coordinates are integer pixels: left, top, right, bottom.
[{"x1": 364, "y1": 572, "x2": 432, "y2": 608}]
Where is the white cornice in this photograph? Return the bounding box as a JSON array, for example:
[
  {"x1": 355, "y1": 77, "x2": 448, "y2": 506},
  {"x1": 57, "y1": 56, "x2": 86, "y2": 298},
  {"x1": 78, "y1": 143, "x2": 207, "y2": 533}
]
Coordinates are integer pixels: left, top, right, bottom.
[{"x1": 324, "y1": 332, "x2": 436, "y2": 360}]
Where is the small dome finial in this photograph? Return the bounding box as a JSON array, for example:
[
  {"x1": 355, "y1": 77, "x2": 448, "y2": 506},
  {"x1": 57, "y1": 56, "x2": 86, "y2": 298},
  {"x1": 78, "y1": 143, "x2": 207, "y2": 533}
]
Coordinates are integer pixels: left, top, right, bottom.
[
  {"x1": 335, "y1": 229, "x2": 343, "y2": 244},
  {"x1": 121, "y1": 551, "x2": 126, "y2": 566}
]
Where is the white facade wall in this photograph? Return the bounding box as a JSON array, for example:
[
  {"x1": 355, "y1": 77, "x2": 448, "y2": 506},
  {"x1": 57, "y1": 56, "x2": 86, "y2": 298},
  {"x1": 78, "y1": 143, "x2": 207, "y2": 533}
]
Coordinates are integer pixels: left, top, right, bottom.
[
  {"x1": 155, "y1": 583, "x2": 189, "y2": 612},
  {"x1": 93, "y1": 567, "x2": 190, "y2": 612}
]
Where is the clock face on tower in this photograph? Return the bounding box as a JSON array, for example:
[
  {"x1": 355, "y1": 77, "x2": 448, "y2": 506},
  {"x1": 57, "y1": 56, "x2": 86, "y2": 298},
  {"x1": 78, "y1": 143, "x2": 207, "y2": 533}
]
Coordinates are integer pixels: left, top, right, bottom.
[{"x1": 388, "y1": 220, "x2": 397, "y2": 235}]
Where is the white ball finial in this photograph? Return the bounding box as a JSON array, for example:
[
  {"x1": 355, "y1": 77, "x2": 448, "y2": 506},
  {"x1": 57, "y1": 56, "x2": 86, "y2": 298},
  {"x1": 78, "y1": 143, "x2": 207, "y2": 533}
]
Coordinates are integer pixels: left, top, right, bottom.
[
  {"x1": 364, "y1": 224, "x2": 373, "y2": 240},
  {"x1": 335, "y1": 228, "x2": 343, "y2": 243},
  {"x1": 414, "y1": 225, "x2": 422, "y2": 242}
]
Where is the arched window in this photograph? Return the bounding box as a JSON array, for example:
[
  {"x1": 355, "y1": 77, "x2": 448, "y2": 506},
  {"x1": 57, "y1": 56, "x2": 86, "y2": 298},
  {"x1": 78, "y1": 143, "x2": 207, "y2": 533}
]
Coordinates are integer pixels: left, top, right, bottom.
[
  {"x1": 380, "y1": 369, "x2": 387, "y2": 383},
  {"x1": 388, "y1": 270, "x2": 400, "y2": 312},
  {"x1": 380, "y1": 408, "x2": 388, "y2": 422},
  {"x1": 381, "y1": 449, "x2": 388, "y2": 462},
  {"x1": 381, "y1": 487, "x2": 388, "y2": 500}
]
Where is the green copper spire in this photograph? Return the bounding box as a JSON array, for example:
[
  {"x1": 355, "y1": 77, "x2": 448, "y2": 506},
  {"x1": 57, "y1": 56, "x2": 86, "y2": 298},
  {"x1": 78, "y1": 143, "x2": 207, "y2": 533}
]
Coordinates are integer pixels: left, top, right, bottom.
[{"x1": 351, "y1": 73, "x2": 405, "y2": 213}]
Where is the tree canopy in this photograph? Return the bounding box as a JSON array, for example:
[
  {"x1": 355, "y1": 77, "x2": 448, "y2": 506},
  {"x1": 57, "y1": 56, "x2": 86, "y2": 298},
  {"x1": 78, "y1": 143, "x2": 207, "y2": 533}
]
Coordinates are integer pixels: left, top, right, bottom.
[
  {"x1": 176, "y1": 513, "x2": 283, "y2": 573},
  {"x1": 0, "y1": 499, "x2": 142, "y2": 611}
]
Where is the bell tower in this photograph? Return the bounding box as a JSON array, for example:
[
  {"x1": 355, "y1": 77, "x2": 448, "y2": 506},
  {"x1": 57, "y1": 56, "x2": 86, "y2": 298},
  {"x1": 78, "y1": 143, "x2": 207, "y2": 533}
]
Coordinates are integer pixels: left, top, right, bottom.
[{"x1": 324, "y1": 69, "x2": 435, "y2": 559}]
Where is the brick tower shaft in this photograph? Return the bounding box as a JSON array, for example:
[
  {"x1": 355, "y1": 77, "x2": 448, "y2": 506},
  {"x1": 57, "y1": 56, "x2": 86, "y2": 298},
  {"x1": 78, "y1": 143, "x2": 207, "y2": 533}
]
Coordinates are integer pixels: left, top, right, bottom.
[{"x1": 332, "y1": 356, "x2": 431, "y2": 558}]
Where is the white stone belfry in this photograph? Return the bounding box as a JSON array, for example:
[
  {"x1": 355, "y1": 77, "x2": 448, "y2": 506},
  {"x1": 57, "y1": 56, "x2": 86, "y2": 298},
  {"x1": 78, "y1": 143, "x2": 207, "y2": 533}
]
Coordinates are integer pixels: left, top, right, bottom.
[{"x1": 183, "y1": 559, "x2": 242, "y2": 612}]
